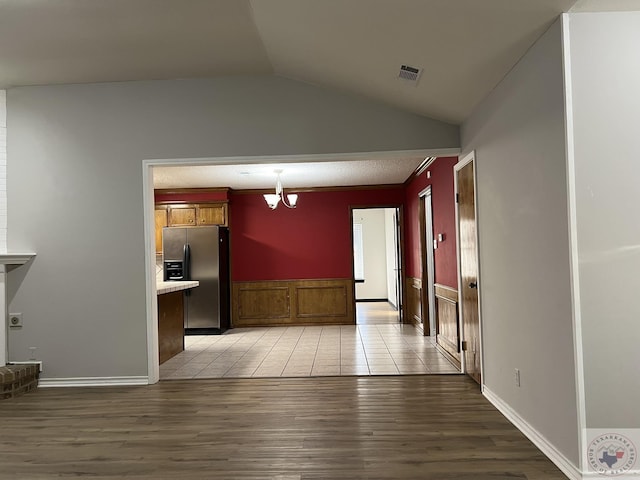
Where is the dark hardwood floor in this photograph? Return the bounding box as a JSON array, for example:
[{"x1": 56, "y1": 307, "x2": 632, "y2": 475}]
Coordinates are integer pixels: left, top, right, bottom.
[{"x1": 0, "y1": 375, "x2": 567, "y2": 479}]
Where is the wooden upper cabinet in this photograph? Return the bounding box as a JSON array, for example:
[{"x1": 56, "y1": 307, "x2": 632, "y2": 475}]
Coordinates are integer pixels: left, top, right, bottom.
[
  {"x1": 168, "y1": 205, "x2": 197, "y2": 226},
  {"x1": 154, "y1": 208, "x2": 168, "y2": 254},
  {"x1": 197, "y1": 204, "x2": 227, "y2": 226},
  {"x1": 157, "y1": 202, "x2": 228, "y2": 231}
]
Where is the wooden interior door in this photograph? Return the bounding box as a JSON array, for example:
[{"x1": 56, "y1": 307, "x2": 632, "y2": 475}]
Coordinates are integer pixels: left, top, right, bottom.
[{"x1": 457, "y1": 159, "x2": 481, "y2": 384}]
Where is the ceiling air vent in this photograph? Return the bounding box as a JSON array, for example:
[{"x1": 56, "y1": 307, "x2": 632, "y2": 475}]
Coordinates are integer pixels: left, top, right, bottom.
[{"x1": 398, "y1": 64, "x2": 422, "y2": 85}]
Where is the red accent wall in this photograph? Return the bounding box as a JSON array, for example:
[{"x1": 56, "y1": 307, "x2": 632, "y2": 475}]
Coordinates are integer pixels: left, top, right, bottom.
[
  {"x1": 155, "y1": 190, "x2": 229, "y2": 203},
  {"x1": 230, "y1": 188, "x2": 404, "y2": 281},
  {"x1": 404, "y1": 157, "x2": 458, "y2": 288}
]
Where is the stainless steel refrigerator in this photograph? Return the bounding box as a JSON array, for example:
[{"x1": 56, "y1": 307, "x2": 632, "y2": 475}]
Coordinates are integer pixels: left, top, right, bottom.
[{"x1": 162, "y1": 226, "x2": 230, "y2": 334}]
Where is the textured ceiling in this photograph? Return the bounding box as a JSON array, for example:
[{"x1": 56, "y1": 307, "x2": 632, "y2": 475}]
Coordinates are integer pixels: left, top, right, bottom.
[
  {"x1": 153, "y1": 156, "x2": 427, "y2": 190},
  {"x1": 0, "y1": 0, "x2": 577, "y2": 123}
]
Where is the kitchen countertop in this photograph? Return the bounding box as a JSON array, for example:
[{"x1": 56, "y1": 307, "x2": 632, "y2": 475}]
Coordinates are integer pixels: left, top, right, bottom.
[{"x1": 156, "y1": 280, "x2": 199, "y2": 295}]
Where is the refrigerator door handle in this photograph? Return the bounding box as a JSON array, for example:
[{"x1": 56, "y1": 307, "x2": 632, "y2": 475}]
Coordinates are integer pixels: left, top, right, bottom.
[{"x1": 183, "y1": 243, "x2": 191, "y2": 282}]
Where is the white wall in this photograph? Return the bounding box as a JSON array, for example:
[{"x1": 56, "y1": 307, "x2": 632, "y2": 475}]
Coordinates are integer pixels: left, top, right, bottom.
[
  {"x1": 0, "y1": 90, "x2": 6, "y2": 251},
  {"x1": 461, "y1": 19, "x2": 579, "y2": 467},
  {"x1": 384, "y1": 209, "x2": 398, "y2": 308},
  {"x1": 6, "y1": 76, "x2": 459, "y2": 379},
  {"x1": 354, "y1": 209, "x2": 388, "y2": 300},
  {"x1": 565, "y1": 11, "x2": 640, "y2": 428}
]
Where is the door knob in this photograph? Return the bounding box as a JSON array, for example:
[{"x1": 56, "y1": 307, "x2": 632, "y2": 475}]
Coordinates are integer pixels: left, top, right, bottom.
[{"x1": 469, "y1": 282, "x2": 477, "y2": 289}]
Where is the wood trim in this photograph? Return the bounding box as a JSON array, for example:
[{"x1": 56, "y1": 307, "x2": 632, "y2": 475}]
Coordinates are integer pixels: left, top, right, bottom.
[
  {"x1": 294, "y1": 282, "x2": 349, "y2": 319},
  {"x1": 237, "y1": 284, "x2": 290, "y2": 320},
  {"x1": 232, "y1": 279, "x2": 354, "y2": 327},
  {"x1": 436, "y1": 333, "x2": 458, "y2": 354},
  {"x1": 419, "y1": 194, "x2": 428, "y2": 335},
  {"x1": 435, "y1": 342, "x2": 461, "y2": 370},
  {"x1": 349, "y1": 205, "x2": 406, "y2": 325},
  {"x1": 435, "y1": 283, "x2": 458, "y2": 303},
  {"x1": 404, "y1": 277, "x2": 422, "y2": 326},
  {"x1": 155, "y1": 199, "x2": 229, "y2": 206},
  {"x1": 397, "y1": 206, "x2": 407, "y2": 324},
  {"x1": 233, "y1": 184, "x2": 403, "y2": 195},
  {"x1": 434, "y1": 283, "x2": 460, "y2": 364},
  {"x1": 155, "y1": 187, "x2": 230, "y2": 195}
]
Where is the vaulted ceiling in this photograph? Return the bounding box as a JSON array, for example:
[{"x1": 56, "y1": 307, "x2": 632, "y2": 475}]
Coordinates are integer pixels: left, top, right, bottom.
[
  {"x1": 0, "y1": 0, "x2": 578, "y2": 124},
  {"x1": 0, "y1": 0, "x2": 581, "y2": 189}
]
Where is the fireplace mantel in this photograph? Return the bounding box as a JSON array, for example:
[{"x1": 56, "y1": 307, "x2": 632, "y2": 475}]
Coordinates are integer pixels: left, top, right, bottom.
[{"x1": 0, "y1": 253, "x2": 36, "y2": 265}]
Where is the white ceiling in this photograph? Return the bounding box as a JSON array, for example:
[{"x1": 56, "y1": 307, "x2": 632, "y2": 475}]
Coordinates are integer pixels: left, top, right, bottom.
[
  {"x1": 0, "y1": 0, "x2": 582, "y2": 189},
  {"x1": 153, "y1": 155, "x2": 428, "y2": 190},
  {"x1": 0, "y1": 0, "x2": 578, "y2": 124},
  {"x1": 250, "y1": 0, "x2": 576, "y2": 123}
]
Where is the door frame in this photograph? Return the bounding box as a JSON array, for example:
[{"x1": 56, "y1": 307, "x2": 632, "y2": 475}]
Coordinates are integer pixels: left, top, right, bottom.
[
  {"x1": 454, "y1": 151, "x2": 484, "y2": 383},
  {"x1": 143, "y1": 149, "x2": 453, "y2": 384},
  {"x1": 418, "y1": 186, "x2": 436, "y2": 336},
  {"x1": 349, "y1": 205, "x2": 405, "y2": 323}
]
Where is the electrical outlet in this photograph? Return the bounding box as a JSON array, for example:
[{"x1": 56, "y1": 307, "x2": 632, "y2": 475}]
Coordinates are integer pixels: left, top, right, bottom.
[
  {"x1": 514, "y1": 368, "x2": 521, "y2": 387},
  {"x1": 9, "y1": 313, "x2": 22, "y2": 328}
]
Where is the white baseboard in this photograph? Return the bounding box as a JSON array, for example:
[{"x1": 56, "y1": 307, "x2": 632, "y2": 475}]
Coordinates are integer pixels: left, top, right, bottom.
[
  {"x1": 581, "y1": 471, "x2": 640, "y2": 479},
  {"x1": 38, "y1": 376, "x2": 149, "y2": 387},
  {"x1": 483, "y1": 386, "x2": 583, "y2": 480}
]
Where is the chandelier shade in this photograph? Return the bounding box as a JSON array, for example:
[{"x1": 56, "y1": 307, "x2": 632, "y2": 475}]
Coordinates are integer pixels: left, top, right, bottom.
[{"x1": 264, "y1": 170, "x2": 297, "y2": 210}]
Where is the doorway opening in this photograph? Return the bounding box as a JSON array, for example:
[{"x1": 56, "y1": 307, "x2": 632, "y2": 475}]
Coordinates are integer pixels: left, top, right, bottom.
[
  {"x1": 351, "y1": 207, "x2": 403, "y2": 325},
  {"x1": 143, "y1": 152, "x2": 463, "y2": 383},
  {"x1": 419, "y1": 187, "x2": 436, "y2": 337}
]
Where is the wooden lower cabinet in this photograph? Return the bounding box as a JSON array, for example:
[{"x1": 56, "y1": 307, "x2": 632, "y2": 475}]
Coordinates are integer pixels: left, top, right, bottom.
[
  {"x1": 232, "y1": 279, "x2": 354, "y2": 327},
  {"x1": 157, "y1": 291, "x2": 184, "y2": 364}
]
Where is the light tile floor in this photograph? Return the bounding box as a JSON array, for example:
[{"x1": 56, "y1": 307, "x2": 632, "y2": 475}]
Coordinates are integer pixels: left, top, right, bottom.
[{"x1": 161, "y1": 323, "x2": 460, "y2": 380}]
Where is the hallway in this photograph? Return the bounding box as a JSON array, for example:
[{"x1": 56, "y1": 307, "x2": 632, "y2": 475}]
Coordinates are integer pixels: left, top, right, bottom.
[{"x1": 355, "y1": 300, "x2": 400, "y2": 324}]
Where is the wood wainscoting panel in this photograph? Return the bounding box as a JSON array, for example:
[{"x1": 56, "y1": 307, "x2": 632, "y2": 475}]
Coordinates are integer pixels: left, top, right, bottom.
[
  {"x1": 294, "y1": 280, "x2": 353, "y2": 324},
  {"x1": 234, "y1": 283, "x2": 290, "y2": 326},
  {"x1": 232, "y1": 279, "x2": 354, "y2": 327},
  {"x1": 434, "y1": 284, "x2": 461, "y2": 366},
  {"x1": 405, "y1": 277, "x2": 422, "y2": 325}
]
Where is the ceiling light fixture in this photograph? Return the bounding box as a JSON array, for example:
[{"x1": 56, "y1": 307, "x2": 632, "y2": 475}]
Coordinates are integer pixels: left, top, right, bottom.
[{"x1": 264, "y1": 169, "x2": 298, "y2": 210}]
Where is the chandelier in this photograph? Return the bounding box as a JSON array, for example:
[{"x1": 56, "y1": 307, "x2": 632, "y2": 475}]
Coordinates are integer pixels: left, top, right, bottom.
[{"x1": 263, "y1": 170, "x2": 298, "y2": 210}]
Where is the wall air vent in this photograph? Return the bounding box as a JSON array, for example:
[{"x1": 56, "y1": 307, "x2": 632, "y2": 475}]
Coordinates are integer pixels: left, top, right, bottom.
[{"x1": 398, "y1": 64, "x2": 422, "y2": 84}]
